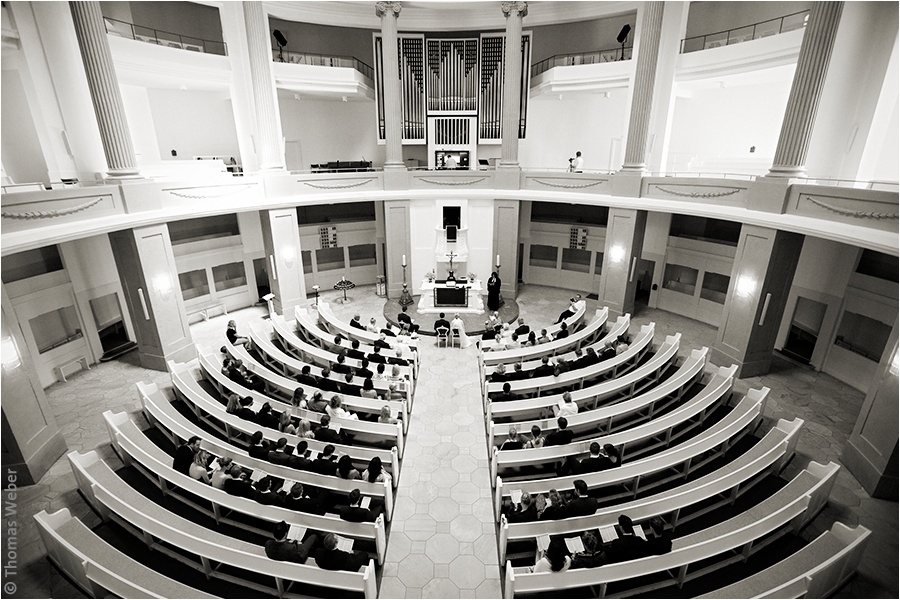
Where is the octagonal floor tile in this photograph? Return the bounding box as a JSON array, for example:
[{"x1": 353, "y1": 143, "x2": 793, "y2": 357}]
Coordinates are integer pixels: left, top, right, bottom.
[
  {"x1": 397, "y1": 554, "x2": 435, "y2": 588},
  {"x1": 422, "y1": 577, "x2": 460, "y2": 598},
  {"x1": 449, "y1": 514, "x2": 484, "y2": 542},
  {"x1": 429, "y1": 496, "x2": 461, "y2": 522},
  {"x1": 425, "y1": 532, "x2": 461, "y2": 564},
  {"x1": 449, "y1": 554, "x2": 490, "y2": 589}
]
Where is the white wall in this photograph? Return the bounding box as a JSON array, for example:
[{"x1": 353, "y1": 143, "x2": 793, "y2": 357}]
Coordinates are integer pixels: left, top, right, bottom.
[
  {"x1": 121, "y1": 84, "x2": 161, "y2": 165},
  {"x1": 146, "y1": 89, "x2": 240, "y2": 160},
  {"x1": 1, "y1": 70, "x2": 48, "y2": 184}
]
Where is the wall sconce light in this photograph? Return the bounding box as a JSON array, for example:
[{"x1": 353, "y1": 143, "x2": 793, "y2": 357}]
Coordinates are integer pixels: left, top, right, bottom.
[
  {"x1": 609, "y1": 245, "x2": 626, "y2": 263},
  {"x1": 735, "y1": 275, "x2": 756, "y2": 298},
  {"x1": 890, "y1": 349, "x2": 899, "y2": 377},
  {"x1": 1, "y1": 336, "x2": 21, "y2": 370},
  {"x1": 282, "y1": 246, "x2": 296, "y2": 269},
  {"x1": 152, "y1": 273, "x2": 173, "y2": 302}
]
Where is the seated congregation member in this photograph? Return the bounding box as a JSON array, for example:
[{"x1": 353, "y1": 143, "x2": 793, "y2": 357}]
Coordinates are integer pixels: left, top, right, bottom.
[
  {"x1": 646, "y1": 516, "x2": 672, "y2": 555},
  {"x1": 349, "y1": 314, "x2": 365, "y2": 330},
  {"x1": 315, "y1": 532, "x2": 369, "y2": 572},
  {"x1": 268, "y1": 438, "x2": 293, "y2": 466},
  {"x1": 227, "y1": 358, "x2": 264, "y2": 393},
  {"x1": 374, "y1": 333, "x2": 392, "y2": 350},
  {"x1": 189, "y1": 449, "x2": 212, "y2": 484},
  {"x1": 296, "y1": 418, "x2": 316, "y2": 440},
  {"x1": 533, "y1": 356, "x2": 556, "y2": 378},
  {"x1": 538, "y1": 488, "x2": 569, "y2": 521},
  {"x1": 386, "y1": 383, "x2": 404, "y2": 401},
  {"x1": 563, "y1": 480, "x2": 598, "y2": 518},
  {"x1": 507, "y1": 491, "x2": 537, "y2": 523},
  {"x1": 307, "y1": 391, "x2": 329, "y2": 413},
  {"x1": 356, "y1": 359, "x2": 373, "y2": 380},
  {"x1": 288, "y1": 440, "x2": 314, "y2": 471},
  {"x1": 327, "y1": 395, "x2": 358, "y2": 421},
  {"x1": 173, "y1": 436, "x2": 201, "y2": 475},
  {"x1": 278, "y1": 411, "x2": 297, "y2": 435},
  {"x1": 314, "y1": 416, "x2": 343, "y2": 445},
  {"x1": 224, "y1": 464, "x2": 254, "y2": 498},
  {"x1": 255, "y1": 402, "x2": 280, "y2": 429},
  {"x1": 616, "y1": 335, "x2": 630, "y2": 354},
  {"x1": 388, "y1": 347, "x2": 410, "y2": 366},
  {"x1": 362, "y1": 456, "x2": 389, "y2": 484},
  {"x1": 556, "y1": 294, "x2": 584, "y2": 324},
  {"x1": 397, "y1": 305, "x2": 418, "y2": 333},
  {"x1": 524, "y1": 331, "x2": 538, "y2": 347},
  {"x1": 210, "y1": 456, "x2": 233, "y2": 489},
  {"x1": 283, "y1": 482, "x2": 324, "y2": 514},
  {"x1": 374, "y1": 362, "x2": 388, "y2": 380},
  {"x1": 570, "y1": 530, "x2": 606, "y2": 569},
  {"x1": 254, "y1": 475, "x2": 281, "y2": 506},
  {"x1": 491, "y1": 363, "x2": 508, "y2": 382},
  {"x1": 226, "y1": 393, "x2": 255, "y2": 421},
  {"x1": 505, "y1": 333, "x2": 521, "y2": 350},
  {"x1": 317, "y1": 367, "x2": 340, "y2": 393},
  {"x1": 554, "y1": 321, "x2": 570, "y2": 341},
  {"x1": 377, "y1": 405, "x2": 397, "y2": 425},
  {"x1": 507, "y1": 362, "x2": 529, "y2": 381},
  {"x1": 340, "y1": 489, "x2": 374, "y2": 523},
  {"x1": 329, "y1": 335, "x2": 346, "y2": 354},
  {"x1": 332, "y1": 352, "x2": 352, "y2": 374},
  {"x1": 569, "y1": 442, "x2": 614, "y2": 474},
  {"x1": 265, "y1": 520, "x2": 318, "y2": 564},
  {"x1": 537, "y1": 328, "x2": 551, "y2": 344},
  {"x1": 554, "y1": 391, "x2": 579, "y2": 418},
  {"x1": 226, "y1": 320, "x2": 249, "y2": 346},
  {"x1": 579, "y1": 347, "x2": 601, "y2": 368},
  {"x1": 347, "y1": 339, "x2": 365, "y2": 360},
  {"x1": 606, "y1": 515, "x2": 648, "y2": 563},
  {"x1": 360, "y1": 378, "x2": 380, "y2": 400},
  {"x1": 481, "y1": 322, "x2": 496, "y2": 341},
  {"x1": 366, "y1": 318, "x2": 379, "y2": 333},
  {"x1": 492, "y1": 382, "x2": 517, "y2": 403},
  {"x1": 337, "y1": 454, "x2": 361, "y2": 480},
  {"x1": 367, "y1": 345, "x2": 386, "y2": 364},
  {"x1": 514, "y1": 317, "x2": 530, "y2": 337},
  {"x1": 525, "y1": 425, "x2": 544, "y2": 449},
  {"x1": 339, "y1": 372, "x2": 360, "y2": 397},
  {"x1": 295, "y1": 365, "x2": 319, "y2": 388},
  {"x1": 599, "y1": 340, "x2": 618, "y2": 361},
  {"x1": 247, "y1": 431, "x2": 270, "y2": 460},
  {"x1": 311, "y1": 444, "x2": 339, "y2": 476},
  {"x1": 499, "y1": 426, "x2": 524, "y2": 451},
  {"x1": 532, "y1": 537, "x2": 572, "y2": 573},
  {"x1": 544, "y1": 417, "x2": 575, "y2": 446},
  {"x1": 434, "y1": 312, "x2": 451, "y2": 332}
]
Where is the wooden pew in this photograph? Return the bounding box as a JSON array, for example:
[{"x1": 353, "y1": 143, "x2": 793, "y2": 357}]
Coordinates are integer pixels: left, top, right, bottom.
[
  {"x1": 166, "y1": 364, "x2": 401, "y2": 483},
  {"x1": 480, "y1": 302, "x2": 589, "y2": 352},
  {"x1": 68, "y1": 450, "x2": 378, "y2": 598},
  {"x1": 490, "y1": 354, "x2": 720, "y2": 482},
  {"x1": 698, "y1": 522, "x2": 871, "y2": 599},
  {"x1": 34, "y1": 507, "x2": 216, "y2": 599},
  {"x1": 195, "y1": 351, "x2": 405, "y2": 454},
  {"x1": 497, "y1": 417, "x2": 803, "y2": 563},
  {"x1": 479, "y1": 307, "x2": 606, "y2": 370},
  {"x1": 494, "y1": 387, "x2": 770, "y2": 514},
  {"x1": 316, "y1": 301, "x2": 419, "y2": 351},
  {"x1": 503, "y1": 461, "x2": 841, "y2": 599}
]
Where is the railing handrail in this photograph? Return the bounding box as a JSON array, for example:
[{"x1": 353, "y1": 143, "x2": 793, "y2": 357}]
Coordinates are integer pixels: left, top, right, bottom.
[
  {"x1": 531, "y1": 45, "x2": 633, "y2": 77},
  {"x1": 103, "y1": 15, "x2": 227, "y2": 56},
  {"x1": 680, "y1": 9, "x2": 809, "y2": 53},
  {"x1": 274, "y1": 49, "x2": 374, "y2": 80}
]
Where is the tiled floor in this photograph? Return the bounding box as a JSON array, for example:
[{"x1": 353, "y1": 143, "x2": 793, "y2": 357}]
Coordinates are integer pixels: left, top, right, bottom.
[{"x1": 8, "y1": 285, "x2": 898, "y2": 599}]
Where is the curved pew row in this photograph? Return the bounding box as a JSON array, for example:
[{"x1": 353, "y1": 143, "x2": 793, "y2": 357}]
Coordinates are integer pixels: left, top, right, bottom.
[
  {"x1": 479, "y1": 307, "x2": 608, "y2": 373},
  {"x1": 697, "y1": 521, "x2": 871, "y2": 599},
  {"x1": 488, "y1": 344, "x2": 706, "y2": 452},
  {"x1": 498, "y1": 417, "x2": 803, "y2": 563},
  {"x1": 487, "y1": 329, "x2": 678, "y2": 427},
  {"x1": 69, "y1": 450, "x2": 378, "y2": 599},
  {"x1": 270, "y1": 313, "x2": 416, "y2": 382},
  {"x1": 503, "y1": 460, "x2": 841, "y2": 599},
  {"x1": 167, "y1": 364, "x2": 400, "y2": 487},
  {"x1": 315, "y1": 302, "x2": 419, "y2": 352},
  {"x1": 494, "y1": 386, "x2": 771, "y2": 515},
  {"x1": 484, "y1": 318, "x2": 644, "y2": 402},
  {"x1": 196, "y1": 350, "x2": 405, "y2": 455},
  {"x1": 490, "y1": 355, "x2": 721, "y2": 483},
  {"x1": 222, "y1": 336, "x2": 410, "y2": 426},
  {"x1": 101, "y1": 409, "x2": 391, "y2": 553},
  {"x1": 480, "y1": 302, "x2": 589, "y2": 353},
  {"x1": 35, "y1": 508, "x2": 216, "y2": 599}
]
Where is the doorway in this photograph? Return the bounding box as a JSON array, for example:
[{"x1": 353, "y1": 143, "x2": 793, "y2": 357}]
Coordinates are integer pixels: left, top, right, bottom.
[
  {"x1": 634, "y1": 259, "x2": 655, "y2": 306},
  {"x1": 783, "y1": 297, "x2": 827, "y2": 364},
  {"x1": 89, "y1": 293, "x2": 134, "y2": 360}
]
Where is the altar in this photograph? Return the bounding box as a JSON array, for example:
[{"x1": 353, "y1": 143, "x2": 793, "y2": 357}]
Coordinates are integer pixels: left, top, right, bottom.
[{"x1": 417, "y1": 279, "x2": 484, "y2": 314}]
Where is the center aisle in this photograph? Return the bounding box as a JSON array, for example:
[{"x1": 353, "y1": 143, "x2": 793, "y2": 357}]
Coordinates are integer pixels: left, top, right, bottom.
[{"x1": 379, "y1": 335, "x2": 502, "y2": 598}]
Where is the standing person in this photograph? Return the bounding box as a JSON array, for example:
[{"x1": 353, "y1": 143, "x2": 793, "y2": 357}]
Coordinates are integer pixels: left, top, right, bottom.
[
  {"x1": 567, "y1": 157, "x2": 575, "y2": 172},
  {"x1": 487, "y1": 271, "x2": 502, "y2": 311},
  {"x1": 573, "y1": 150, "x2": 583, "y2": 172}
]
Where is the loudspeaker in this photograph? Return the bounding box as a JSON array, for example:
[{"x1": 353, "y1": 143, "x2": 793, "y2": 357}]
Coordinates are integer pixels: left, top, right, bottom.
[
  {"x1": 616, "y1": 24, "x2": 631, "y2": 44},
  {"x1": 273, "y1": 29, "x2": 288, "y2": 47}
]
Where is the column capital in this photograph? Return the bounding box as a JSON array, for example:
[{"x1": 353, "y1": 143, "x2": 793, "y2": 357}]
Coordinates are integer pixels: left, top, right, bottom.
[
  {"x1": 375, "y1": 2, "x2": 402, "y2": 18},
  {"x1": 501, "y1": 1, "x2": 527, "y2": 18}
]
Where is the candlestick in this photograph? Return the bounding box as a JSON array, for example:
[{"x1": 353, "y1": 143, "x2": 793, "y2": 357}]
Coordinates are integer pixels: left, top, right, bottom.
[
  {"x1": 402, "y1": 254, "x2": 407, "y2": 267},
  {"x1": 496, "y1": 254, "x2": 500, "y2": 266}
]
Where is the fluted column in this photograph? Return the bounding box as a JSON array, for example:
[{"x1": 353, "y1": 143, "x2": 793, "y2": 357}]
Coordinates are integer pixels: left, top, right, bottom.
[
  {"x1": 768, "y1": 2, "x2": 843, "y2": 178},
  {"x1": 69, "y1": 1, "x2": 139, "y2": 178},
  {"x1": 620, "y1": 1, "x2": 665, "y2": 172},
  {"x1": 243, "y1": 1, "x2": 284, "y2": 170},
  {"x1": 377, "y1": 2, "x2": 405, "y2": 170},
  {"x1": 499, "y1": 1, "x2": 527, "y2": 168}
]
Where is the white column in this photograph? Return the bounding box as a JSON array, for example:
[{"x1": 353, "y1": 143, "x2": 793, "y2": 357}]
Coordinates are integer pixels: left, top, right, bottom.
[
  {"x1": 69, "y1": 0, "x2": 139, "y2": 178},
  {"x1": 499, "y1": 1, "x2": 527, "y2": 168},
  {"x1": 621, "y1": 1, "x2": 665, "y2": 172},
  {"x1": 768, "y1": 2, "x2": 843, "y2": 178},
  {"x1": 376, "y1": 2, "x2": 405, "y2": 170},
  {"x1": 243, "y1": 1, "x2": 285, "y2": 171}
]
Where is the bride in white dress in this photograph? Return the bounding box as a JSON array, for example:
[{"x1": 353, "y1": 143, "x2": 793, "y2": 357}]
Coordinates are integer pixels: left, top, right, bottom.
[{"x1": 449, "y1": 313, "x2": 472, "y2": 348}]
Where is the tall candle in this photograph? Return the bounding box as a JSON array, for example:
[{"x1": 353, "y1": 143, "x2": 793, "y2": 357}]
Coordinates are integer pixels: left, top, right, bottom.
[
  {"x1": 496, "y1": 254, "x2": 501, "y2": 265},
  {"x1": 402, "y1": 254, "x2": 407, "y2": 267}
]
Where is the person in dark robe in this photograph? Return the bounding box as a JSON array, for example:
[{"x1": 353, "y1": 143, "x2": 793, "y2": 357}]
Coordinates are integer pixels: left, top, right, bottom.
[{"x1": 487, "y1": 271, "x2": 502, "y2": 311}]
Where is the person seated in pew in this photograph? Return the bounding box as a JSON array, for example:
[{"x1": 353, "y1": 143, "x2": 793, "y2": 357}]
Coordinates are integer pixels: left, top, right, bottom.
[
  {"x1": 615, "y1": 335, "x2": 630, "y2": 355},
  {"x1": 387, "y1": 383, "x2": 404, "y2": 401},
  {"x1": 481, "y1": 321, "x2": 496, "y2": 341},
  {"x1": 349, "y1": 314, "x2": 365, "y2": 330},
  {"x1": 367, "y1": 346, "x2": 387, "y2": 364},
  {"x1": 397, "y1": 305, "x2": 419, "y2": 333},
  {"x1": 226, "y1": 320, "x2": 250, "y2": 346},
  {"x1": 492, "y1": 382, "x2": 518, "y2": 403},
  {"x1": 605, "y1": 515, "x2": 648, "y2": 563},
  {"x1": 283, "y1": 482, "x2": 325, "y2": 515},
  {"x1": 525, "y1": 425, "x2": 545, "y2": 449},
  {"x1": 278, "y1": 411, "x2": 297, "y2": 436},
  {"x1": 189, "y1": 449, "x2": 212, "y2": 484},
  {"x1": 268, "y1": 438, "x2": 293, "y2": 466},
  {"x1": 307, "y1": 391, "x2": 329, "y2": 413},
  {"x1": 531, "y1": 537, "x2": 572, "y2": 573},
  {"x1": 646, "y1": 516, "x2": 672, "y2": 555},
  {"x1": 360, "y1": 378, "x2": 380, "y2": 400},
  {"x1": 554, "y1": 321, "x2": 570, "y2": 341},
  {"x1": 265, "y1": 520, "x2": 318, "y2": 564},
  {"x1": 434, "y1": 312, "x2": 451, "y2": 332},
  {"x1": 562, "y1": 479, "x2": 598, "y2": 518},
  {"x1": 555, "y1": 357, "x2": 572, "y2": 376},
  {"x1": 514, "y1": 317, "x2": 530, "y2": 337},
  {"x1": 537, "y1": 328, "x2": 551, "y2": 344},
  {"x1": 296, "y1": 418, "x2": 316, "y2": 440},
  {"x1": 254, "y1": 475, "x2": 282, "y2": 506},
  {"x1": 314, "y1": 416, "x2": 343, "y2": 446},
  {"x1": 340, "y1": 488, "x2": 374, "y2": 523},
  {"x1": 317, "y1": 367, "x2": 340, "y2": 393},
  {"x1": 554, "y1": 391, "x2": 579, "y2": 418},
  {"x1": 387, "y1": 347, "x2": 409, "y2": 366},
  {"x1": 295, "y1": 365, "x2": 319, "y2": 388},
  {"x1": 362, "y1": 456, "x2": 389, "y2": 484},
  {"x1": 373, "y1": 333, "x2": 392, "y2": 351},
  {"x1": 310, "y1": 444, "x2": 339, "y2": 475},
  {"x1": 330, "y1": 335, "x2": 345, "y2": 355},
  {"x1": 556, "y1": 294, "x2": 584, "y2": 324},
  {"x1": 173, "y1": 436, "x2": 201, "y2": 475},
  {"x1": 332, "y1": 352, "x2": 352, "y2": 374},
  {"x1": 507, "y1": 491, "x2": 537, "y2": 523},
  {"x1": 327, "y1": 395, "x2": 359, "y2": 421},
  {"x1": 291, "y1": 387, "x2": 308, "y2": 410},
  {"x1": 599, "y1": 340, "x2": 618, "y2": 361},
  {"x1": 223, "y1": 464, "x2": 254, "y2": 498},
  {"x1": 373, "y1": 362, "x2": 388, "y2": 381},
  {"x1": 227, "y1": 358, "x2": 265, "y2": 393},
  {"x1": 538, "y1": 488, "x2": 569, "y2": 520},
  {"x1": 581, "y1": 346, "x2": 600, "y2": 368},
  {"x1": 347, "y1": 339, "x2": 365, "y2": 360},
  {"x1": 544, "y1": 417, "x2": 575, "y2": 447},
  {"x1": 356, "y1": 359, "x2": 373, "y2": 380},
  {"x1": 499, "y1": 426, "x2": 524, "y2": 451},
  {"x1": 210, "y1": 456, "x2": 233, "y2": 489},
  {"x1": 314, "y1": 532, "x2": 369, "y2": 572},
  {"x1": 337, "y1": 454, "x2": 361, "y2": 481},
  {"x1": 378, "y1": 405, "x2": 398, "y2": 425},
  {"x1": 226, "y1": 393, "x2": 255, "y2": 421},
  {"x1": 366, "y1": 317, "x2": 379, "y2": 333},
  {"x1": 505, "y1": 333, "x2": 522, "y2": 350},
  {"x1": 524, "y1": 331, "x2": 538, "y2": 347},
  {"x1": 490, "y1": 363, "x2": 508, "y2": 382},
  {"x1": 255, "y1": 402, "x2": 280, "y2": 430},
  {"x1": 507, "y1": 362, "x2": 529, "y2": 381},
  {"x1": 339, "y1": 372, "x2": 360, "y2": 397},
  {"x1": 248, "y1": 431, "x2": 271, "y2": 460},
  {"x1": 287, "y1": 440, "x2": 314, "y2": 471},
  {"x1": 533, "y1": 357, "x2": 556, "y2": 379},
  {"x1": 570, "y1": 529, "x2": 606, "y2": 569},
  {"x1": 380, "y1": 326, "x2": 397, "y2": 338}
]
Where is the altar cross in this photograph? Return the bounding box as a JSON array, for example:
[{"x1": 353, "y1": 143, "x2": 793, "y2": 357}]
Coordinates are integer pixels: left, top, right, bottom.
[{"x1": 447, "y1": 251, "x2": 457, "y2": 276}]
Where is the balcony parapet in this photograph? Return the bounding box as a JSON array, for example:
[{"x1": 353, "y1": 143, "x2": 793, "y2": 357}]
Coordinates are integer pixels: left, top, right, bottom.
[{"x1": 786, "y1": 184, "x2": 899, "y2": 234}]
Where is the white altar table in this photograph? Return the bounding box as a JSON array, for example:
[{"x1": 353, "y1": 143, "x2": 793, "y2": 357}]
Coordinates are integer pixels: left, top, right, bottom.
[{"x1": 417, "y1": 279, "x2": 484, "y2": 315}]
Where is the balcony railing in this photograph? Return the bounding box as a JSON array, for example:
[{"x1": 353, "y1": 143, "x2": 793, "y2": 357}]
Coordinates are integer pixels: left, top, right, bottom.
[
  {"x1": 531, "y1": 46, "x2": 633, "y2": 78},
  {"x1": 103, "y1": 17, "x2": 227, "y2": 56},
  {"x1": 273, "y1": 50, "x2": 375, "y2": 81},
  {"x1": 680, "y1": 10, "x2": 809, "y2": 54}
]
